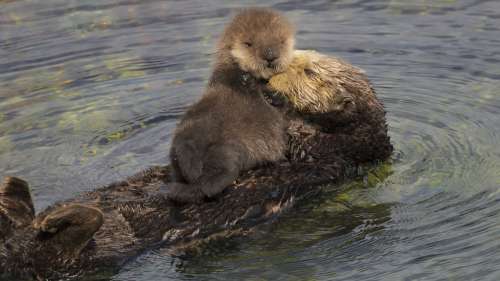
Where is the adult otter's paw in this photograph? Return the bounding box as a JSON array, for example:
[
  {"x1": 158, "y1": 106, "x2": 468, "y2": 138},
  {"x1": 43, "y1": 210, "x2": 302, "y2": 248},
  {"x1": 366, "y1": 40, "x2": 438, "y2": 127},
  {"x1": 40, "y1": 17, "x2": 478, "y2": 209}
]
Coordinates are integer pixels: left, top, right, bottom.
[{"x1": 165, "y1": 183, "x2": 205, "y2": 204}]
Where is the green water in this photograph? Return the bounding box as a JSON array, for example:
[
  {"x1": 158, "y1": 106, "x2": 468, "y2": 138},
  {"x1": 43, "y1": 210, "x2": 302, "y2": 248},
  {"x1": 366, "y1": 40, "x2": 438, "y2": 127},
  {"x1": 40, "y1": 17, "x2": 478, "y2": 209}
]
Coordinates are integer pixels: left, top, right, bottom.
[{"x1": 1, "y1": 0, "x2": 500, "y2": 280}]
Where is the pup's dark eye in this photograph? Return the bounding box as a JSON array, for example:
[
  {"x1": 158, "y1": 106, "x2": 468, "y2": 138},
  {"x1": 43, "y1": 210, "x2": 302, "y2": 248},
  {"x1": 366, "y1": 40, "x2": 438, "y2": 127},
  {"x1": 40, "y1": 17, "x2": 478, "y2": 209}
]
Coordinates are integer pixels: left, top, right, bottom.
[{"x1": 244, "y1": 42, "x2": 252, "y2": 47}]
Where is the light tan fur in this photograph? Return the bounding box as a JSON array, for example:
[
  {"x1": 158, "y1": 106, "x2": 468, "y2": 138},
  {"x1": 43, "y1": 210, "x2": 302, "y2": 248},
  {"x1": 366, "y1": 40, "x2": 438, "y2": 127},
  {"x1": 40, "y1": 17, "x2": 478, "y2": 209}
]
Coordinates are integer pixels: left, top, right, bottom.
[{"x1": 268, "y1": 50, "x2": 375, "y2": 113}]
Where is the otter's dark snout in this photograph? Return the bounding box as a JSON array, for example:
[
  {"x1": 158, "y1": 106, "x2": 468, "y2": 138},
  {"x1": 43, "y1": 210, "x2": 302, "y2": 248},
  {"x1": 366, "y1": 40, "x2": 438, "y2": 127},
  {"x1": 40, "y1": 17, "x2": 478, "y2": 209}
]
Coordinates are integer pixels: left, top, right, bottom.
[{"x1": 263, "y1": 48, "x2": 279, "y2": 66}]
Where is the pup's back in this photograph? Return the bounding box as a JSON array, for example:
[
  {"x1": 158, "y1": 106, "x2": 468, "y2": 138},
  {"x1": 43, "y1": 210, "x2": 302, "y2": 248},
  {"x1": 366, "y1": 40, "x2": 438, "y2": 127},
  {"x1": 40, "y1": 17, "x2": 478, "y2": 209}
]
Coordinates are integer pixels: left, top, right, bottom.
[{"x1": 171, "y1": 82, "x2": 286, "y2": 184}]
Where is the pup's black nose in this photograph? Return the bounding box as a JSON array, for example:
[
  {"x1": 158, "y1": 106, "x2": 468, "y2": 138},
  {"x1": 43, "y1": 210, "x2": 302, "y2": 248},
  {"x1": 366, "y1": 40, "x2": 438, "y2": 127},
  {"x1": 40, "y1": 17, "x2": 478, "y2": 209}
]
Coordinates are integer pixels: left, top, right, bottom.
[{"x1": 264, "y1": 49, "x2": 279, "y2": 65}]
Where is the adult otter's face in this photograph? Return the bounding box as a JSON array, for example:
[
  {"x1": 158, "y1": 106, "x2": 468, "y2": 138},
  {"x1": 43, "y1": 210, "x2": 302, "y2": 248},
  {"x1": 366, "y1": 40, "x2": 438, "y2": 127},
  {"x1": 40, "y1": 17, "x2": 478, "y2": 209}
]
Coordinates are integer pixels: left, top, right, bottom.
[
  {"x1": 219, "y1": 8, "x2": 295, "y2": 79},
  {"x1": 268, "y1": 50, "x2": 356, "y2": 113}
]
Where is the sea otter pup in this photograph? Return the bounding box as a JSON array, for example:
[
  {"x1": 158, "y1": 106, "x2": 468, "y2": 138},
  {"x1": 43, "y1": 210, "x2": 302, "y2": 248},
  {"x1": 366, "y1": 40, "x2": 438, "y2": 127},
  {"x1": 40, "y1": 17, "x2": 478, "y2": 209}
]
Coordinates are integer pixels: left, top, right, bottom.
[
  {"x1": 268, "y1": 50, "x2": 393, "y2": 162},
  {"x1": 167, "y1": 8, "x2": 295, "y2": 203}
]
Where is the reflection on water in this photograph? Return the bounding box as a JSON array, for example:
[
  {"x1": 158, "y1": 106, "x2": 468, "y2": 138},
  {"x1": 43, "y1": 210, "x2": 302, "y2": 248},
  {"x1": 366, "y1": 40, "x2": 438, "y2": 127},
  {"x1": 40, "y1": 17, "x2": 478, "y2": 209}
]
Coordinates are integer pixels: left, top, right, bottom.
[{"x1": 1, "y1": 0, "x2": 499, "y2": 280}]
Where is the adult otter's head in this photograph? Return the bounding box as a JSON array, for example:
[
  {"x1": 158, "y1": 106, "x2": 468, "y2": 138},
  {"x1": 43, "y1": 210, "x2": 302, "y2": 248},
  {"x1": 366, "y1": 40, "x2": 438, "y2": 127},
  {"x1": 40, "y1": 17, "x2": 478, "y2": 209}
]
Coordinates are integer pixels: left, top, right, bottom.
[
  {"x1": 268, "y1": 50, "x2": 376, "y2": 114},
  {"x1": 217, "y1": 8, "x2": 295, "y2": 79},
  {"x1": 269, "y1": 50, "x2": 393, "y2": 160}
]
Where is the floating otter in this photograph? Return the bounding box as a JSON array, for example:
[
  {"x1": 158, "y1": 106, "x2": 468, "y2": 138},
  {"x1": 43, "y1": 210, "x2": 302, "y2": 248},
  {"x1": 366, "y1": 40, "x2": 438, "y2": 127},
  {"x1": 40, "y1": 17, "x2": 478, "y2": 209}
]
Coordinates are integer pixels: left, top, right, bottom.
[
  {"x1": 0, "y1": 46, "x2": 393, "y2": 281},
  {"x1": 167, "y1": 8, "x2": 295, "y2": 203}
]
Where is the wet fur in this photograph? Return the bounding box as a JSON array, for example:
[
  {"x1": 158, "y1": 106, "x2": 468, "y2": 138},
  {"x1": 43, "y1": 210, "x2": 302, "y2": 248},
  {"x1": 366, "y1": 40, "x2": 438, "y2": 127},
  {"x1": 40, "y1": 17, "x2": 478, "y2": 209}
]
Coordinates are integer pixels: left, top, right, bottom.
[
  {"x1": 167, "y1": 8, "x2": 295, "y2": 202},
  {"x1": 0, "y1": 10, "x2": 394, "y2": 281},
  {"x1": 0, "y1": 63, "x2": 393, "y2": 280},
  {"x1": 0, "y1": 177, "x2": 34, "y2": 240}
]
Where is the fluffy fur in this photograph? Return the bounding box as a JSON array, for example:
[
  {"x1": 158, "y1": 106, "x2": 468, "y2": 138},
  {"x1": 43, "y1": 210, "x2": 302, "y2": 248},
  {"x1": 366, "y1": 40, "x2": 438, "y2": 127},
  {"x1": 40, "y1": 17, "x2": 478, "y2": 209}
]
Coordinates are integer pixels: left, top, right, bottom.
[
  {"x1": 0, "y1": 10, "x2": 395, "y2": 281},
  {"x1": 0, "y1": 50, "x2": 394, "y2": 280},
  {"x1": 218, "y1": 8, "x2": 295, "y2": 79}
]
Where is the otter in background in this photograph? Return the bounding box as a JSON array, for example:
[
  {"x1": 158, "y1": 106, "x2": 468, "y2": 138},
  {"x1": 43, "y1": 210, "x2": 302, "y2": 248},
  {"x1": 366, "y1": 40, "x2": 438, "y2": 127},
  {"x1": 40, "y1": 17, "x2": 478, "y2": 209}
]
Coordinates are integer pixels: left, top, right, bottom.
[{"x1": 167, "y1": 8, "x2": 295, "y2": 203}]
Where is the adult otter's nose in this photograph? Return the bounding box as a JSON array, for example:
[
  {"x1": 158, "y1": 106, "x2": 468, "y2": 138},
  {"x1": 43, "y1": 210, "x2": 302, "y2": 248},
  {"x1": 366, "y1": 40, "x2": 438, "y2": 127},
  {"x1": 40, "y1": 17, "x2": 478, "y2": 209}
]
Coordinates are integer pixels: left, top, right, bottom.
[{"x1": 264, "y1": 49, "x2": 279, "y2": 65}]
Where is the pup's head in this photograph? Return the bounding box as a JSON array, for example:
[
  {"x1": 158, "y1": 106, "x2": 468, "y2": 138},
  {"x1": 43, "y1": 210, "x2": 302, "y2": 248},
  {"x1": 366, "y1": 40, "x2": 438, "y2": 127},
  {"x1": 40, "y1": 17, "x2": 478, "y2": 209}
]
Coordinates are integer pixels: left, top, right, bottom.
[
  {"x1": 218, "y1": 8, "x2": 295, "y2": 79},
  {"x1": 268, "y1": 50, "x2": 360, "y2": 113}
]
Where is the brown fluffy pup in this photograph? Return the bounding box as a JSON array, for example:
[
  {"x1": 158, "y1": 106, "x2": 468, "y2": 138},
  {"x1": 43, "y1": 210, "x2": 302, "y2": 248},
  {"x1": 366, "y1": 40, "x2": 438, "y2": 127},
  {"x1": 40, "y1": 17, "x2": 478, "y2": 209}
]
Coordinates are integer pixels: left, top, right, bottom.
[{"x1": 167, "y1": 8, "x2": 295, "y2": 203}]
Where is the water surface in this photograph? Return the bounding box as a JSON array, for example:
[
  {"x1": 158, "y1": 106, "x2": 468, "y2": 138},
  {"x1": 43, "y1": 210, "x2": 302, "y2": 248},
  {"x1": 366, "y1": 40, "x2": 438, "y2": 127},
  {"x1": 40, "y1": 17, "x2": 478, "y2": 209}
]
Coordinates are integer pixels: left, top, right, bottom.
[{"x1": 1, "y1": 0, "x2": 499, "y2": 280}]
